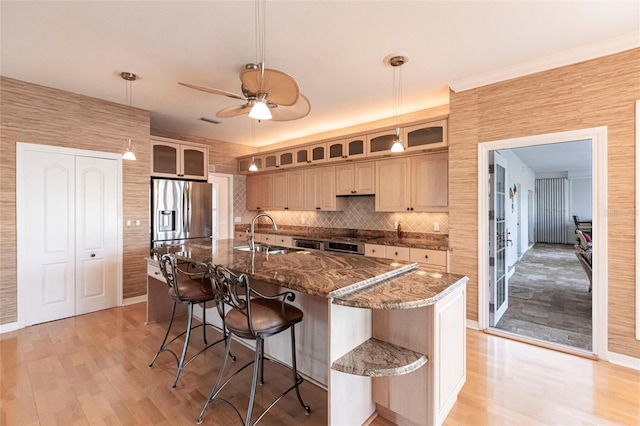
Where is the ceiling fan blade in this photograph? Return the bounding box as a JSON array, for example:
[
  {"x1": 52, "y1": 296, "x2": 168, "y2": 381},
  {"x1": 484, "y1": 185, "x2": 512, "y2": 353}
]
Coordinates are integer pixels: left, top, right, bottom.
[
  {"x1": 240, "y1": 68, "x2": 299, "y2": 106},
  {"x1": 216, "y1": 104, "x2": 251, "y2": 118},
  {"x1": 270, "y1": 94, "x2": 311, "y2": 121},
  {"x1": 179, "y1": 82, "x2": 246, "y2": 100}
]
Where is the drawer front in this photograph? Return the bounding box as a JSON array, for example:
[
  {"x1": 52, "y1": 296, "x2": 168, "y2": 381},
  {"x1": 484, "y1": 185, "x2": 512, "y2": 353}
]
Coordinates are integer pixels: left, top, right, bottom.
[
  {"x1": 410, "y1": 248, "x2": 448, "y2": 267},
  {"x1": 147, "y1": 262, "x2": 163, "y2": 279},
  {"x1": 260, "y1": 234, "x2": 276, "y2": 244},
  {"x1": 385, "y1": 246, "x2": 410, "y2": 262},
  {"x1": 234, "y1": 230, "x2": 247, "y2": 242},
  {"x1": 275, "y1": 235, "x2": 293, "y2": 247},
  {"x1": 365, "y1": 244, "x2": 386, "y2": 258}
]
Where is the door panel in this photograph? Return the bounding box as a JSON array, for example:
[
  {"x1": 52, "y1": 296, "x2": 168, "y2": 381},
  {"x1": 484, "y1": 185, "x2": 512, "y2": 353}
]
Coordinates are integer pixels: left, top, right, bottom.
[
  {"x1": 75, "y1": 156, "x2": 118, "y2": 315},
  {"x1": 489, "y1": 151, "x2": 508, "y2": 326},
  {"x1": 23, "y1": 151, "x2": 76, "y2": 325}
]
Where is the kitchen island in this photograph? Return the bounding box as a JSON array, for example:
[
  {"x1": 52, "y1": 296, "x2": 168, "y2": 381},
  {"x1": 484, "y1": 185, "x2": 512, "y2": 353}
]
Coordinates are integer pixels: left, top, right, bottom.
[{"x1": 146, "y1": 238, "x2": 467, "y2": 425}]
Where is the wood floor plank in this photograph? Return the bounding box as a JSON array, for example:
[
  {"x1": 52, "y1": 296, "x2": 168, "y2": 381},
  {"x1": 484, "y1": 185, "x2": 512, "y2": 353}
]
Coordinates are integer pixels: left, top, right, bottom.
[{"x1": 1, "y1": 303, "x2": 638, "y2": 426}]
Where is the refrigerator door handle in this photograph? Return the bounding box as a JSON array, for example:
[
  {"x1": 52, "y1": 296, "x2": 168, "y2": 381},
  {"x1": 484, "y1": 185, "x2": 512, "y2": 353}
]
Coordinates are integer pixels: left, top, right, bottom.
[{"x1": 183, "y1": 182, "x2": 189, "y2": 233}]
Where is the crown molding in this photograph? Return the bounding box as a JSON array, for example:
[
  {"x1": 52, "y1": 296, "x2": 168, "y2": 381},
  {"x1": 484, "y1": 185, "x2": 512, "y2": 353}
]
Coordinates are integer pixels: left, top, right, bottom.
[{"x1": 449, "y1": 33, "x2": 640, "y2": 93}]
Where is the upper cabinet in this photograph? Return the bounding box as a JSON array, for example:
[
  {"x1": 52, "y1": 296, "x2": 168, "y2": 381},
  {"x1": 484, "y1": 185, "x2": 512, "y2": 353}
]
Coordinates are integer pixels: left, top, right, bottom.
[
  {"x1": 309, "y1": 142, "x2": 327, "y2": 163},
  {"x1": 403, "y1": 120, "x2": 448, "y2": 152},
  {"x1": 152, "y1": 138, "x2": 208, "y2": 180},
  {"x1": 366, "y1": 129, "x2": 397, "y2": 158},
  {"x1": 336, "y1": 162, "x2": 375, "y2": 196},
  {"x1": 375, "y1": 153, "x2": 448, "y2": 212},
  {"x1": 327, "y1": 136, "x2": 367, "y2": 162},
  {"x1": 246, "y1": 174, "x2": 273, "y2": 210}
]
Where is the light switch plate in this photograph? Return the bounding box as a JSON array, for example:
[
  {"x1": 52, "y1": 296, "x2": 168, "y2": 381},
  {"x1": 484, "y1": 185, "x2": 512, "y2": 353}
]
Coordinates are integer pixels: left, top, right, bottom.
[
  {"x1": 234, "y1": 216, "x2": 242, "y2": 223},
  {"x1": 434, "y1": 222, "x2": 440, "y2": 231}
]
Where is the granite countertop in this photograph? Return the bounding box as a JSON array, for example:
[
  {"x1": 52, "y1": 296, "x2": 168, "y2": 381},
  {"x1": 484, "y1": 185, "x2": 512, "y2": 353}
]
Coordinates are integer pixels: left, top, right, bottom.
[
  {"x1": 164, "y1": 239, "x2": 465, "y2": 309},
  {"x1": 171, "y1": 239, "x2": 417, "y2": 299}
]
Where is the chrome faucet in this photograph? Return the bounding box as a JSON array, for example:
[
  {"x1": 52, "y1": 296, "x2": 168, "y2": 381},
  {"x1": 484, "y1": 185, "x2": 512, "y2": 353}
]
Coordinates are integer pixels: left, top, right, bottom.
[{"x1": 249, "y1": 213, "x2": 278, "y2": 251}]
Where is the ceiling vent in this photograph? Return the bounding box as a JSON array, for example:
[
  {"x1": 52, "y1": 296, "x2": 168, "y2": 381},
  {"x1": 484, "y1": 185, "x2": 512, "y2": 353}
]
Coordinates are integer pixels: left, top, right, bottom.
[{"x1": 199, "y1": 117, "x2": 221, "y2": 125}]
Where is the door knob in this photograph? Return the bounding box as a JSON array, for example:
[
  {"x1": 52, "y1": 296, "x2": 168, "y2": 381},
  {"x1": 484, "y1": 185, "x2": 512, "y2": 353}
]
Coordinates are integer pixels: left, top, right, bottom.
[{"x1": 91, "y1": 253, "x2": 96, "y2": 258}]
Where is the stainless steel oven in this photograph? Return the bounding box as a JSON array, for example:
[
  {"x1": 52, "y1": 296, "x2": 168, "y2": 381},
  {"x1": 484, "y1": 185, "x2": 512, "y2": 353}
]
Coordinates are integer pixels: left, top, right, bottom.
[
  {"x1": 325, "y1": 240, "x2": 365, "y2": 255},
  {"x1": 292, "y1": 238, "x2": 324, "y2": 251}
]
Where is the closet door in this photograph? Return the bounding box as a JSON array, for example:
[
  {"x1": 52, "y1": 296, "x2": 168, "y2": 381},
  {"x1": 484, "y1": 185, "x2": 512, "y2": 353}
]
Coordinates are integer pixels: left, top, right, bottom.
[
  {"x1": 21, "y1": 150, "x2": 119, "y2": 325},
  {"x1": 23, "y1": 151, "x2": 76, "y2": 325},
  {"x1": 75, "y1": 156, "x2": 118, "y2": 315}
]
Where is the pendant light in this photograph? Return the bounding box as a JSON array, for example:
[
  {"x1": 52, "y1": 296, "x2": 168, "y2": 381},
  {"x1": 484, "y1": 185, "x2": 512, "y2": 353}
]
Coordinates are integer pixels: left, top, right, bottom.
[
  {"x1": 387, "y1": 55, "x2": 408, "y2": 153},
  {"x1": 121, "y1": 71, "x2": 138, "y2": 160},
  {"x1": 248, "y1": 0, "x2": 272, "y2": 120},
  {"x1": 248, "y1": 157, "x2": 259, "y2": 172}
]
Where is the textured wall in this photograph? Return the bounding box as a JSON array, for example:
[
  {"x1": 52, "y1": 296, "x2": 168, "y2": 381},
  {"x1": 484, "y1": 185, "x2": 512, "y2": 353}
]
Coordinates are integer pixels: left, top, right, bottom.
[
  {"x1": 0, "y1": 77, "x2": 151, "y2": 324},
  {"x1": 232, "y1": 174, "x2": 449, "y2": 233},
  {"x1": 449, "y1": 48, "x2": 640, "y2": 358}
]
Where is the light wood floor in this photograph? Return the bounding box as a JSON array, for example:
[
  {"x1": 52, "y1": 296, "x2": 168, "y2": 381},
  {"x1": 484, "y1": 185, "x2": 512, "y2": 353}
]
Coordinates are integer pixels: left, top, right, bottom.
[{"x1": 2, "y1": 303, "x2": 638, "y2": 425}]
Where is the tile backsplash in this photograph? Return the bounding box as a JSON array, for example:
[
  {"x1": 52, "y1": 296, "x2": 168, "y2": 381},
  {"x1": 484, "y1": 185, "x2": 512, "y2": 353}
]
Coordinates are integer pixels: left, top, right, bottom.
[{"x1": 233, "y1": 175, "x2": 449, "y2": 233}]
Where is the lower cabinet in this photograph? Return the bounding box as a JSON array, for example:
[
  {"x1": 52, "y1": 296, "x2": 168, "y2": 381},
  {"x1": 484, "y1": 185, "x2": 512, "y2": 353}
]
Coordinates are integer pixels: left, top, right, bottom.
[{"x1": 365, "y1": 243, "x2": 449, "y2": 272}]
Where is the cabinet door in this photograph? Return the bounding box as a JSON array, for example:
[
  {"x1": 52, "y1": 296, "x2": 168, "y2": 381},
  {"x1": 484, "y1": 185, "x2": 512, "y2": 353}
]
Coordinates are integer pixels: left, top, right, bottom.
[
  {"x1": 309, "y1": 143, "x2": 327, "y2": 163},
  {"x1": 287, "y1": 170, "x2": 304, "y2": 210},
  {"x1": 411, "y1": 153, "x2": 448, "y2": 212},
  {"x1": 263, "y1": 153, "x2": 279, "y2": 170},
  {"x1": 403, "y1": 120, "x2": 448, "y2": 152},
  {"x1": 365, "y1": 244, "x2": 386, "y2": 258},
  {"x1": 367, "y1": 129, "x2": 397, "y2": 157},
  {"x1": 354, "y1": 162, "x2": 375, "y2": 195},
  {"x1": 181, "y1": 145, "x2": 208, "y2": 179},
  {"x1": 279, "y1": 150, "x2": 294, "y2": 169},
  {"x1": 257, "y1": 174, "x2": 273, "y2": 210},
  {"x1": 327, "y1": 139, "x2": 346, "y2": 162},
  {"x1": 335, "y1": 164, "x2": 354, "y2": 196},
  {"x1": 238, "y1": 157, "x2": 251, "y2": 174},
  {"x1": 272, "y1": 173, "x2": 288, "y2": 210},
  {"x1": 294, "y1": 146, "x2": 310, "y2": 165},
  {"x1": 152, "y1": 141, "x2": 180, "y2": 177},
  {"x1": 346, "y1": 136, "x2": 366, "y2": 160},
  {"x1": 375, "y1": 158, "x2": 411, "y2": 212},
  {"x1": 246, "y1": 174, "x2": 260, "y2": 210},
  {"x1": 409, "y1": 248, "x2": 448, "y2": 272},
  {"x1": 385, "y1": 246, "x2": 410, "y2": 262},
  {"x1": 316, "y1": 166, "x2": 345, "y2": 211},
  {"x1": 303, "y1": 168, "x2": 319, "y2": 210}
]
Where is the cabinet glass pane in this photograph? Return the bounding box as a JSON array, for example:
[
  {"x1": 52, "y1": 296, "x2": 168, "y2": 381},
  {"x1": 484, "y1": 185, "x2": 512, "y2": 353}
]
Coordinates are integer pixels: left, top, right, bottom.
[
  {"x1": 265, "y1": 155, "x2": 277, "y2": 167},
  {"x1": 254, "y1": 157, "x2": 263, "y2": 169},
  {"x1": 280, "y1": 152, "x2": 293, "y2": 166},
  {"x1": 312, "y1": 146, "x2": 325, "y2": 161},
  {"x1": 348, "y1": 139, "x2": 364, "y2": 155},
  {"x1": 370, "y1": 135, "x2": 395, "y2": 153},
  {"x1": 238, "y1": 158, "x2": 250, "y2": 172},
  {"x1": 407, "y1": 127, "x2": 444, "y2": 148},
  {"x1": 183, "y1": 149, "x2": 205, "y2": 176},
  {"x1": 153, "y1": 145, "x2": 177, "y2": 174},
  {"x1": 328, "y1": 143, "x2": 343, "y2": 159},
  {"x1": 296, "y1": 149, "x2": 308, "y2": 163}
]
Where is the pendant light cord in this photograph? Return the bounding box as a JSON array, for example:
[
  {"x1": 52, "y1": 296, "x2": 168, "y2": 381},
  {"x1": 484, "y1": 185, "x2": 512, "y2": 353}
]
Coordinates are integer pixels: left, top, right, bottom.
[{"x1": 255, "y1": 0, "x2": 266, "y2": 77}]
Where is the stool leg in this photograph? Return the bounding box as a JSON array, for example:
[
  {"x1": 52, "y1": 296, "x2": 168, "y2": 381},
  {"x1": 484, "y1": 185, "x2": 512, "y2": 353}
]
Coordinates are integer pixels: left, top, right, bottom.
[
  {"x1": 259, "y1": 339, "x2": 265, "y2": 385},
  {"x1": 197, "y1": 334, "x2": 234, "y2": 424},
  {"x1": 172, "y1": 302, "x2": 194, "y2": 390},
  {"x1": 246, "y1": 336, "x2": 263, "y2": 425},
  {"x1": 290, "y1": 326, "x2": 310, "y2": 414},
  {"x1": 149, "y1": 301, "x2": 177, "y2": 368},
  {"x1": 202, "y1": 302, "x2": 208, "y2": 345}
]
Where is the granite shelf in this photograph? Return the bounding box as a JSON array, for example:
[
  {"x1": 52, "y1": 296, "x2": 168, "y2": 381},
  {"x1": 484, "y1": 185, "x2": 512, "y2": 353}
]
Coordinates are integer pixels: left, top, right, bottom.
[{"x1": 330, "y1": 337, "x2": 427, "y2": 377}]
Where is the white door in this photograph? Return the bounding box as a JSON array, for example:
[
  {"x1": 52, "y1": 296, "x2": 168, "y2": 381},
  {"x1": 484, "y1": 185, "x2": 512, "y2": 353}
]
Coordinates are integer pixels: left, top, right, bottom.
[
  {"x1": 22, "y1": 150, "x2": 118, "y2": 325},
  {"x1": 489, "y1": 151, "x2": 508, "y2": 326},
  {"x1": 209, "y1": 174, "x2": 232, "y2": 240},
  {"x1": 75, "y1": 156, "x2": 118, "y2": 315},
  {"x1": 23, "y1": 151, "x2": 77, "y2": 324}
]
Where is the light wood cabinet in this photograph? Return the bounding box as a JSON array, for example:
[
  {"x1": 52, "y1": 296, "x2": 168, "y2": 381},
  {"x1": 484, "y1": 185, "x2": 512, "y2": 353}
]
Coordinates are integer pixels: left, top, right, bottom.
[
  {"x1": 272, "y1": 172, "x2": 288, "y2": 210},
  {"x1": 294, "y1": 146, "x2": 310, "y2": 165},
  {"x1": 309, "y1": 142, "x2": 327, "y2": 163},
  {"x1": 410, "y1": 247, "x2": 449, "y2": 272},
  {"x1": 364, "y1": 244, "x2": 386, "y2": 258},
  {"x1": 345, "y1": 136, "x2": 367, "y2": 160},
  {"x1": 303, "y1": 166, "x2": 346, "y2": 211},
  {"x1": 287, "y1": 170, "x2": 304, "y2": 210},
  {"x1": 375, "y1": 153, "x2": 448, "y2": 212},
  {"x1": 246, "y1": 174, "x2": 272, "y2": 210},
  {"x1": 403, "y1": 120, "x2": 448, "y2": 152},
  {"x1": 151, "y1": 138, "x2": 208, "y2": 180},
  {"x1": 327, "y1": 139, "x2": 346, "y2": 162},
  {"x1": 278, "y1": 150, "x2": 295, "y2": 169},
  {"x1": 263, "y1": 153, "x2": 279, "y2": 171},
  {"x1": 336, "y1": 162, "x2": 375, "y2": 196},
  {"x1": 366, "y1": 129, "x2": 398, "y2": 158},
  {"x1": 238, "y1": 156, "x2": 263, "y2": 174},
  {"x1": 364, "y1": 244, "x2": 411, "y2": 263},
  {"x1": 234, "y1": 230, "x2": 248, "y2": 243}
]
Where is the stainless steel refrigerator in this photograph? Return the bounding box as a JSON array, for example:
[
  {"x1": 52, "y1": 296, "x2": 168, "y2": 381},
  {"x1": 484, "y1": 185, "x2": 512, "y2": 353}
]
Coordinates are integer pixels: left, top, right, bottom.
[{"x1": 151, "y1": 178, "x2": 212, "y2": 245}]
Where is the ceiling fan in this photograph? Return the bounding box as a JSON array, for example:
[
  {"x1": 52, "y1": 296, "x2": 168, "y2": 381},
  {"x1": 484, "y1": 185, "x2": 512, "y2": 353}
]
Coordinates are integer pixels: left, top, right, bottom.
[{"x1": 179, "y1": 63, "x2": 311, "y2": 121}]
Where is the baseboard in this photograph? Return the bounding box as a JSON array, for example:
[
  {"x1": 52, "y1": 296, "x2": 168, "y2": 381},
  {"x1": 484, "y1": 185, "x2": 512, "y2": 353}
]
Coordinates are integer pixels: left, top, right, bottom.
[
  {"x1": 0, "y1": 321, "x2": 20, "y2": 334},
  {"x1": 466, "y1": 319, "x2": 479, "y2": 330},
  {"x1": 607, "y1": 351, "x2": 640, "y2": 371},
  {"x1": 122, "y1": 295, "x2": 147, "y2": 306}
]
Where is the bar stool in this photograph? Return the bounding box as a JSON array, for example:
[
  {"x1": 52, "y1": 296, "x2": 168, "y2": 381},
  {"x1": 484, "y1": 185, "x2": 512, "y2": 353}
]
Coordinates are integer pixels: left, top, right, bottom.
[
  {"x1": 149, "y1": 253, "x2": 230, "y2": 390},
  {"x1": 197, "y1": 264, "x2": 310, "y2": 425}
]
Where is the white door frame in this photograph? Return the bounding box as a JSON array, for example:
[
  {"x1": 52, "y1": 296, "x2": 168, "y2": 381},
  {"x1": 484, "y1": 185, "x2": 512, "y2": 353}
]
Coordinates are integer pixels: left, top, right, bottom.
[
  {"x1": 16, "y1": 142, "x2": 124, "y2": 329},
  {"x1": 477, "y1": 127, "x2": 608, "y2": 360},
  {"x1": 208, "y1": 172, "x2": 235, "y2": 240}
]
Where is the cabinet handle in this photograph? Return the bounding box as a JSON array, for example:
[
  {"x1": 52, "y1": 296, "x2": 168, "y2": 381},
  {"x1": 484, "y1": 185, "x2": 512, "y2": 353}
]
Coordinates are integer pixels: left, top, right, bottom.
[
  {"x1": 424, "y1": 254, "x2": 429, "y2": 259},
  {"x1": 284, "y1": 207, "x2": 289, "y2": 210},
  {"x1": 316, "y1": 207, "x2": 321, "y2": 210},
  {"x1": 372, "y1": 249, "x2": 376, "y2": 253},
  {"x1": 256, "y1": 207, "x2": 261, "y2": 210},
  {"x1": 407, "y1": 207, "x2": 411, "y2": 211},
  {"x1": 410, "y1": 207, "x2": 414, "y2": 211},
  {"x1": 395, "y1": 251, "x2": 398, "y2": 256},
  {"x1": 154, "y1": 271, "x2": 160, "y2": 276},
  {"x1": 351, "y1": 190, "x2": 356, "y2": 194}
]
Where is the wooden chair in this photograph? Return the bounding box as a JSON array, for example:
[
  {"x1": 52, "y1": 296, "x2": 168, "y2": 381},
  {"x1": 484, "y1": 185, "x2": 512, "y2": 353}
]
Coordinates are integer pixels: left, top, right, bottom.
[
  {"x1": 197, "y1": 264, "x2": 310, "y2": 425},
  {"x1": 574, "y1": 248, "x2": 593, "y2": 293}
]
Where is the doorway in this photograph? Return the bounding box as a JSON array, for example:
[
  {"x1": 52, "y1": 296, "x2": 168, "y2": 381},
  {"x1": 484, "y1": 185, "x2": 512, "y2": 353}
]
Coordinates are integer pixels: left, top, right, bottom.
[
  {"x1": 209, "y1": 173, "x2": 234, "y2": 240},
  {"x1": 477, "y1": 127, "x2": 608, "y2": 359},
  {"x1": 16, "y1": 143, "x2": 123, "y2": 327}
]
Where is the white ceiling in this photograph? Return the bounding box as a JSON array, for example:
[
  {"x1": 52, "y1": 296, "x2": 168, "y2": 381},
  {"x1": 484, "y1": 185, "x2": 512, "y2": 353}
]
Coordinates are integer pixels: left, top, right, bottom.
[
  {"x1": 1, "y1": 1, "x2": 638, "y2": 148},
  {"x1": 509, "y1": 140, "x2": 592, "y2": 175}
]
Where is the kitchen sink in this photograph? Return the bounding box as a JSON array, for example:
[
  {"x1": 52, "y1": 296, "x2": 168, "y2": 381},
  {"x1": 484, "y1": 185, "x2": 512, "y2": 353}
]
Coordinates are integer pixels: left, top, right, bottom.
[{"x1": 234, "y1": 244, "x2": 298, "y2": 255}]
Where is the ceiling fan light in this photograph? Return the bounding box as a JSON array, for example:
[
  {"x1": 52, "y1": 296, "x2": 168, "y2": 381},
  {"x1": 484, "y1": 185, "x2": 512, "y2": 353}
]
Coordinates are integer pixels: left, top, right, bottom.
[{"x1": 249, "y1": 100, "x2": 272, "y2": 120}]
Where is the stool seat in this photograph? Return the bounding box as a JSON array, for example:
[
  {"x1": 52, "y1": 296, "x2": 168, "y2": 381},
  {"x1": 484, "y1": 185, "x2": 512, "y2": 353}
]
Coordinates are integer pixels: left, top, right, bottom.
[
  {"x1": 226, "y1": 298, "x2": 303, "y2": 338},
  {"x1": 168, "y1": 277, "x2": 214, "y2": 302}
]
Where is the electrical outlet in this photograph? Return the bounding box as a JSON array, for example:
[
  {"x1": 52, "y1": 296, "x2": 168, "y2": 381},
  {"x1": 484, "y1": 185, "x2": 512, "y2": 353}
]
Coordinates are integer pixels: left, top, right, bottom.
[
  {"x1": 434, "y1": 222, "x2": 440, "y2": 232},
  {"x1": 126, "y1": 220, "x2": 132, "y2": 227},
  {"x1": 135, "y1": 219, "x2": 141, "y2": 226},
  {"x1": 301, "y1": 216, "x2": 305, "y2": 224},
  {"x1": 234, "y1": 216, "x2": 242, "y2": 223}
]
